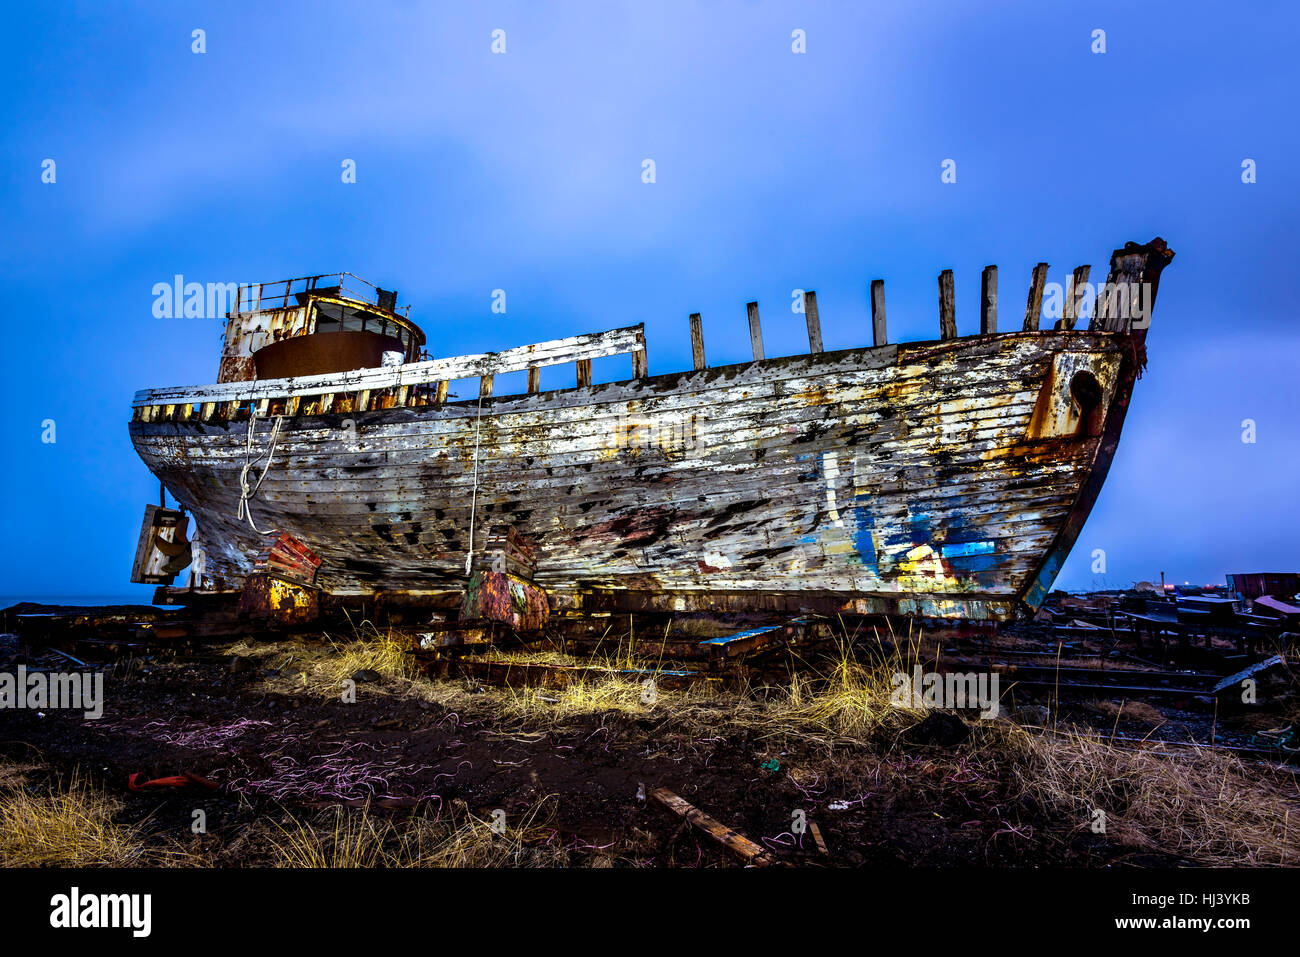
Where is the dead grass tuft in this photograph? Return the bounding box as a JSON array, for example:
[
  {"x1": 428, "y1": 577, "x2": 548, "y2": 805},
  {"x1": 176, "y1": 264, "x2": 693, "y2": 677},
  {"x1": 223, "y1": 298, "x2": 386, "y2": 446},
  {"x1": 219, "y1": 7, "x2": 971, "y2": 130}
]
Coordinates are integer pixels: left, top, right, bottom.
[{"x1": 0, "y1": 770, "x2": 145, "y2": 867}]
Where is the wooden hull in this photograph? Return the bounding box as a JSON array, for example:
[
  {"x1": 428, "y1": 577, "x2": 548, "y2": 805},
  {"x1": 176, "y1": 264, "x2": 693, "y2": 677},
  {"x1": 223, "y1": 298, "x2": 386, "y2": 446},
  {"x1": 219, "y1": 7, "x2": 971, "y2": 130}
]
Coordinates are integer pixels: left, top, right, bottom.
[{"x1": 129, "y1": 330, "x2": 1142, "y2": 620}]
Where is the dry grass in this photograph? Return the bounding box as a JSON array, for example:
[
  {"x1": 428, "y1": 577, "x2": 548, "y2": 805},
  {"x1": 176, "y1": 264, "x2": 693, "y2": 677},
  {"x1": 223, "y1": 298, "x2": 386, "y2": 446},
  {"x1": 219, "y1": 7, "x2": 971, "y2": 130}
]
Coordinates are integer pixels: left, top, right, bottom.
[
  {"x1": 1087, "y1": 698, "x2": 1166, "y2": 727},
  {"x1": 0, "y1": 771, "x2": 146, "y2": 867},
  {"x1": 268, "y1": 797, "x2": 570, "y2": 867},
  {"x1": 999, "y1": 723, "x2": 1300, "y2": 866}
]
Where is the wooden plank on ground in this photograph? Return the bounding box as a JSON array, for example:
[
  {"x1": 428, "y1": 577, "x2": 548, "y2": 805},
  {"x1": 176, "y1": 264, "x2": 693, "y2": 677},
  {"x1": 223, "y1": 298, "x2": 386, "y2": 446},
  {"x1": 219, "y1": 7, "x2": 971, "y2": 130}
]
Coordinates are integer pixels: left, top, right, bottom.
[{"x1": 650, "y1": 787, "x2": 775, "y2": 866}]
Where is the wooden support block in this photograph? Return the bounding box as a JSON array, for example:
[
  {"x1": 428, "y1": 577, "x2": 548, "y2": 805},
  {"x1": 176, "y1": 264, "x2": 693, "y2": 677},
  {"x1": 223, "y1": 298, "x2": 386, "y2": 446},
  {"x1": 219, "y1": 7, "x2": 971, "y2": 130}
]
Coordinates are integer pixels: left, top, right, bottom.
[
  {"x1": 479, "y1": 375, "x2": 494, "y2": 399},
  {"x1": 1023, "y1": 262, "x2": 1049, "y2": 331},
  {"x1": 1058, "y1": 264, "x2": 1091, "y2": 330},
  {"x1": 747, "y1": 301, "x2": 764, "y2": 361},
  {"x1": 803, "y1": 290, "x2": 823, "y2": 354},
  {"x1": 575, "y1": 358, "x2": 591, "y2": 388},
  {"x1": 870, "y1": 279, "x2": 887, "y2": 347},
  {"x1": 527, "y1": 365, "x2": 540, "y2": 394},
  {"x1": 396, "y1": 385, "x2": 409, "y2": 407},
  {"x1": 286, "y1": 396, "x2": 301, "y2": 416},
  {"x1": 632, "y1": 348, "x2": 648, "y2": 378},
  {"x1": 434, "y1": 381, "x2": 449, "y2": 404},
  {"x1": 938, "y1": 270, "x2": 956, "y2": 340},
  {"x1": 689, "y1": 313, "x2": 706, "y2": 370},
  {"x1": 356, "y1": 390, "x2": 370, "y2": 412},
  {"x1": 650, "y1": 787, "x2": 774, "y2": 866},
  {"x1": 980, "y1": 265, "x2": 998, "y2": 334}
]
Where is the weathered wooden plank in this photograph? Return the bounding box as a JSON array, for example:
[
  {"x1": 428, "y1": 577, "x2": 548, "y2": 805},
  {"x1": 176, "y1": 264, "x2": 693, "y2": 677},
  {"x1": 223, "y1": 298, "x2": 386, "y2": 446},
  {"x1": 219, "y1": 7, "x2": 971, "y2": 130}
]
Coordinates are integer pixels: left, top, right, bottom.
[
  {"x1": 527, "y1": 366, "x2": 541, "y2": 394},
  {"x1": 632, "y1": 348, "x2": 648, "y2": 378},
  {"x1": 1089, "y1": 239, "x2": 1174, "y2": 333},
  {"x1": 747, "y1": 301, "x2": 764, "y2": 361},
  {"x1": 1022, "y1": 263, "x2": 1049, "y2": 331},
  {"x1": 134, "y1": 324, "x2": 647, "y2": 407},
  {"x1": 938, "y1": 270, "x2": 956, "y2": 340},
  {"x1": 870, "y1": 279, "x2": 887, "y2": 346},
  {"x1": 803, "y1": 291, "x2": 823, "y2": 354},
  {"x1": 575, "y1": 358, "x2": 591, "y2": 389},
  {"x1": 1057, "y1": 265, "x2": 1090, "y2": 331},
  {"x1": 980, "y1": 265, "x2": 997, "y2": 334},
  {"x1": 689, "y1": 313, "x2": 706, "y2": 371},
  {"x1": 479, "y1": 376, "x2": 494, "y2": 399},
  {"x1": 650, "y1": 788, "x2": 774, "y2": 866}
]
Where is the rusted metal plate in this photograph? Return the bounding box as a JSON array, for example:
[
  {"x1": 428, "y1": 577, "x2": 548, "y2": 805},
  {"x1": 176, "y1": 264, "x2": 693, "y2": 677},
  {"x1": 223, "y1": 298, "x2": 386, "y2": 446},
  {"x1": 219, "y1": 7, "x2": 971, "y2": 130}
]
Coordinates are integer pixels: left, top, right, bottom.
[
  {"x1": 237, "y1": 573, "x2": 319, "y2": 625},
  {"x1": 459, "y1": 571, "x2": 550, "y2": 631}
]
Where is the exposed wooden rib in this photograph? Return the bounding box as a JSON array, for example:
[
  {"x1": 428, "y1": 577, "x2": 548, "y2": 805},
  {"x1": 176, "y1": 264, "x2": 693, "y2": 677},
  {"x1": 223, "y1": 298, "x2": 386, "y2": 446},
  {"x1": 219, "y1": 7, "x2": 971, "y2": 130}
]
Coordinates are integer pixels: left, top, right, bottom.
[
  {"x1": 479, "y1": 376, "x2": 494, "y2": 399},
  {"x1": 575, "y1": 358, "x2": 591, "y2": 389},
  {"x1": 870, "y1": 279, "x2": 887, "y2": 346},
  {"x1": 803, "y1": 290, "x2": 823, "y2": 353},
  {"x1": 747, "y1": 301, "x2": 764, "y2": 361},
  {"x1": 527, "y1": 366, "x2": 540, "y2": 394},
  {"x1": 981, "y1": 265, "x2": 997, "y2": 334},
  {"x1": 1057, "y1": 265, "x2": 1090, "y2": 331},
  {"x1": 1022, "y1": 262, "x2": 1049, "y2": 331},
  {"x1": 689, "y1": 313, "x2": 706, "y2": 371},
  {"x1": 938, "y1": 270, "x2": 956, "y2": 340}
]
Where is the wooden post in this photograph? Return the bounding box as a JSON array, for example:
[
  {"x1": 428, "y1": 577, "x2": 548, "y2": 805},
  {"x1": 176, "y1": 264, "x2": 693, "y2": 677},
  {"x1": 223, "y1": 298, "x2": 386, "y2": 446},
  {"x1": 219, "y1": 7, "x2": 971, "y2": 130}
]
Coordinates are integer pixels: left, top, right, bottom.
[
  {"x1": 1090, "y1": 239, "x2": 1174, "y2": 332},
  {"x1": 980, "y1": 265, "x2": 997, "y2": 334},
  {"x1": 747, "y1": 301, "x2": 764, "y2": 360},
  {"x1": 434, "y1": 381, "x2": 449, "y2": 404},
  {"x1": 527, "y1": 366, "x2": 540, "y2": 394},
  {"x1": 479, "y1": 375, "x2": 494, "y2": 399},
  {"x1": 632, "y1": 348, "x2": 648, "y2": 378},
  {"x1": 938, "y1": 270, "x2": 956, "y2": 340},
  {"x1": 803, "y1": 290, "x2": 823, "y2": 354},
  {"x1": 689, "y1": 313, "x2": 706, "y2": 370},
  {"x1": 575, "y1": 358, "x2": 591, "y2": 388},
  {"x1": 870, "y1": 279, "x2": 887, "y2": 346},
  {"x1": 1022, "y1": 262, "x2": 1049, "y2": 331},
  {"x1": 1057, "y1": 265, "x2": 1091, "y2": 330}
]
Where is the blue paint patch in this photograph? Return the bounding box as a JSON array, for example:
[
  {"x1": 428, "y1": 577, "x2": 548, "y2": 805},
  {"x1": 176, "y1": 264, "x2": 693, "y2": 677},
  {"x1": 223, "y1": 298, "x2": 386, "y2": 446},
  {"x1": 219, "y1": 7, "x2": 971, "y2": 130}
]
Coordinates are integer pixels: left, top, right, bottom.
[
  {"x1": 941, "y1": 541, "x2": 995, "y2": 558},
  {"x1": 700, "y1": 625, "x2": 781, "y2": 646}
]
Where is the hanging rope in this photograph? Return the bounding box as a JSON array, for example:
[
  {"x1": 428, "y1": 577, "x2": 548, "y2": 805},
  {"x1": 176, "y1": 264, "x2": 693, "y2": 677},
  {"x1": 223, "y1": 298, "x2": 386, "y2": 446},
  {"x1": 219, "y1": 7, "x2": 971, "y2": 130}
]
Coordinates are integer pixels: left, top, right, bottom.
[
  {"x1": 464, "y1": 387, "x2": 486, "y2": 577},
  {"x1": 237, "y1": 409, "x2": 285, "y2": 535}
]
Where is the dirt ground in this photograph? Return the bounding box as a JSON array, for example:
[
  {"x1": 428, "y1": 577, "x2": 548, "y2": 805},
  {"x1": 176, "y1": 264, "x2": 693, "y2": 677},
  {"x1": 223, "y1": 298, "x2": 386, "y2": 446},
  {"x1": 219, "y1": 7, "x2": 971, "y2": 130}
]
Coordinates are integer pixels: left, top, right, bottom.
[{"x1": 10, "y1": 624, "x2": 1289, "y2": 868}]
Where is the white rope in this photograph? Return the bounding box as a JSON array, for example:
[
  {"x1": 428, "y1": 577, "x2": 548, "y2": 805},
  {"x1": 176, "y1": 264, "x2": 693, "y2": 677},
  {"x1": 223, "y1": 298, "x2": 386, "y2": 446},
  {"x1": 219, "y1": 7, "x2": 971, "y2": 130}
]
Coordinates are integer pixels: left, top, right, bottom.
[
  {"x1": 237, "y1": 410, "x2": 285, "y2": 535},
  {"x1": 464, "y1": 389, "x2": 486, "y2": 577}
]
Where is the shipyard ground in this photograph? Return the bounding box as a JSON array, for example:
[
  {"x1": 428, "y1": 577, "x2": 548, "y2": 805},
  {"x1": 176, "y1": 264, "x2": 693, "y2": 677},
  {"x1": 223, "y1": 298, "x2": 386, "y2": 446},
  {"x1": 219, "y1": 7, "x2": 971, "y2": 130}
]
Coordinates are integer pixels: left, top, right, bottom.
[{"x1": 2, "y1": 617, "x2": 1298, "y2": 868}]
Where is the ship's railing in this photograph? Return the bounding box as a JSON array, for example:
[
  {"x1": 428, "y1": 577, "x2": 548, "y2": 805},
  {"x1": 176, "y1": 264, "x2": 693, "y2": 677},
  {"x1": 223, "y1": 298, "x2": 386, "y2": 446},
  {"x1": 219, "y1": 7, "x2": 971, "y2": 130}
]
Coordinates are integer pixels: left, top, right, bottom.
[
  {"x1": 132, "y1": 324, "x2": 649, "y2": 419},
  {"x1": 232, "y1": 273, "x2": 410, "y2": 317}
]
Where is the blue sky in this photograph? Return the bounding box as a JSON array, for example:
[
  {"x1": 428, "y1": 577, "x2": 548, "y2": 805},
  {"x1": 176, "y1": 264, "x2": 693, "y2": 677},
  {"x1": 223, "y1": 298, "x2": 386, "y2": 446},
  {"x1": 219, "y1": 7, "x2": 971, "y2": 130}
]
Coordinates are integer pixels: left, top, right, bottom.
[{"x1": 1, "y1": 0, "x2": 1296, "y2": 601}]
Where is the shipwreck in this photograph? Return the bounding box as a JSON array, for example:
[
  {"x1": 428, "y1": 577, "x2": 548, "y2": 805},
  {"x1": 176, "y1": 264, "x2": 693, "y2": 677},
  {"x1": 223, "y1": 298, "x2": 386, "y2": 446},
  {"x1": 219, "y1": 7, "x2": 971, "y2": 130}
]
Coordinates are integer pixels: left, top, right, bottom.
[{"x1": 128, "y1": 239, "x2": 1174, "y2": 624}]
